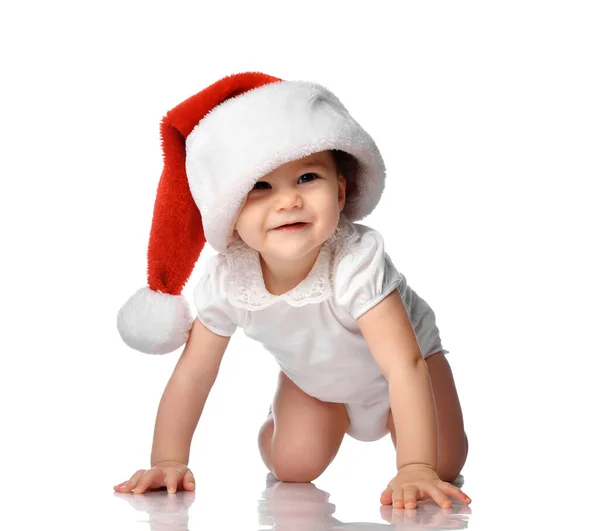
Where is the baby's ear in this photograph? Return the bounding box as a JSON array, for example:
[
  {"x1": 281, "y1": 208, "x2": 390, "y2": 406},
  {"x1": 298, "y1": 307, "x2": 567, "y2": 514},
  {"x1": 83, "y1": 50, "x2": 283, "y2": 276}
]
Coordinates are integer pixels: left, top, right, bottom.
[{"x1": 338, "y1": 176, "x2": 347, "y2": 210}]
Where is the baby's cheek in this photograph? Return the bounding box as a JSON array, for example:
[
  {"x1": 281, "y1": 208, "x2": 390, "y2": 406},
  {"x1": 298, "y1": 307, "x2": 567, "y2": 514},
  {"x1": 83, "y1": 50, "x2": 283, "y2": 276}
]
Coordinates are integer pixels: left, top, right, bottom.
[{"x1": 235, "y1": 206, "x2": 256, "y2": 232}]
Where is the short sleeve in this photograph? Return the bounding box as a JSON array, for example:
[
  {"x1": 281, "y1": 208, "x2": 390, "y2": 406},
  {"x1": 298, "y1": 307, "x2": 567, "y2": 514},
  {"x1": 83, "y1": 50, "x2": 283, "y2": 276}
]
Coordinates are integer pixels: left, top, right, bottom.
[
  {"x1": 334, "y1": 227, "x2": 404, "y2": 320},
  {"x1": 193, "y1": 254, "x2": 237, "y2": 337}
]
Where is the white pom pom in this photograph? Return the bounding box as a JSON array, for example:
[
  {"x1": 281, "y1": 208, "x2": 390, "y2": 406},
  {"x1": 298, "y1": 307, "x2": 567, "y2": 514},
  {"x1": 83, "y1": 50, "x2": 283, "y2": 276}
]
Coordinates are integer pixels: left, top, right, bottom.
[{"x1": 117, "y1": 287, "x2": 193, "y2": 354}]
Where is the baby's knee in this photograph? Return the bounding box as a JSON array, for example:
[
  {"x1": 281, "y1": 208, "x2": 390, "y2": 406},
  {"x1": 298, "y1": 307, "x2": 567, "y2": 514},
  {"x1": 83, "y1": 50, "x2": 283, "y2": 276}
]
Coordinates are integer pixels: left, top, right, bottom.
[
  {"x1": 270, "y1": 437, "x2": 333, "y2": 482},
  {"x1": 270, "y1": 451, "x2": 325, "y2": 483}
]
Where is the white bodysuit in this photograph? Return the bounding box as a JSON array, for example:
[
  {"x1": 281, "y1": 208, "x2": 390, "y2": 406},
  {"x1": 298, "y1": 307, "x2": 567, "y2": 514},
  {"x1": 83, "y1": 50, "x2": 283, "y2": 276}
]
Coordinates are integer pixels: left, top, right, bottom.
[{"x1": 193, "y1": 215, "x2": 448, "y2": 441}]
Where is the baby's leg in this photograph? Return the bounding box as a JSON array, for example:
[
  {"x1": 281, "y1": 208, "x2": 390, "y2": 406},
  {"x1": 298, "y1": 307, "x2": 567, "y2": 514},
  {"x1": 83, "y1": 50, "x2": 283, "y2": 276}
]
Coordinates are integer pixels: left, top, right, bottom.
[{"x1": 258, "y1": 371, "x2": 349, "y2": 482}]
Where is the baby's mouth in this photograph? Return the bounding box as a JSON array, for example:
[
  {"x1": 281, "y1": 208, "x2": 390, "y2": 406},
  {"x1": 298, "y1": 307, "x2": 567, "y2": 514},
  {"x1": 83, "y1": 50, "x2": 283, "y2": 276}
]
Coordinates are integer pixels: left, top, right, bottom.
[{"x1": 274, "y1": 222, "x2": 309, "y2": 230}]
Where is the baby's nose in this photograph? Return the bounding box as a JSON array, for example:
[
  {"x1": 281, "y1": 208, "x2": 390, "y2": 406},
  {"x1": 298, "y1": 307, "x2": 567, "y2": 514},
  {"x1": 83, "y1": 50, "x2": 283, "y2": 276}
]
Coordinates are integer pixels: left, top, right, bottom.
[{"x1": 275, "y1": 189, "x2": 302, "y2": 210}]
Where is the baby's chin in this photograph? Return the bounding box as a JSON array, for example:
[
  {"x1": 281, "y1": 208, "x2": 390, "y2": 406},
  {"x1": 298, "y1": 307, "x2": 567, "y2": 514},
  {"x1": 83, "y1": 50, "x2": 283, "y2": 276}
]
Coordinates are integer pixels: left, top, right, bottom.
[{"x1": 259, "y1": 237, "x2": 325, "y2": 263}]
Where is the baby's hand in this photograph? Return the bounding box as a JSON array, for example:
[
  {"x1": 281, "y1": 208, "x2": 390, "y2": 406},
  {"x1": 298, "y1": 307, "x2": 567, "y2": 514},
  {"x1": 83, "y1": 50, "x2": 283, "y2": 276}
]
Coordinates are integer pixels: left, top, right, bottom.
[
  {"x1": 114, "y1": 460, "x2": 196, "y2": 494},
  {"x1": 380, "y1": 464, "x2": 471, "y2": 510}
]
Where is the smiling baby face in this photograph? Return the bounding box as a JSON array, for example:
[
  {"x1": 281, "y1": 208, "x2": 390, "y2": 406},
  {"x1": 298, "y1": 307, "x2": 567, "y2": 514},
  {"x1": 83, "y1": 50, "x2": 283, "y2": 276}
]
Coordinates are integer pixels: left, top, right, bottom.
[{"x1": 233, "y1": 150, "x2": 347, "y2": 263}]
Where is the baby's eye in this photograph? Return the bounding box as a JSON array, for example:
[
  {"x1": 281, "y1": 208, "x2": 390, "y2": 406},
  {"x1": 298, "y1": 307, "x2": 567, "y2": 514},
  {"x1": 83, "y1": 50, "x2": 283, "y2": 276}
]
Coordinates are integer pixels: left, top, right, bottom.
[
  {"x1": 252, "y1": 181, "x2": 271, "y2": 190},
  {"x1": 298, "y1": 173, "x2": 318, "y2": 184}
]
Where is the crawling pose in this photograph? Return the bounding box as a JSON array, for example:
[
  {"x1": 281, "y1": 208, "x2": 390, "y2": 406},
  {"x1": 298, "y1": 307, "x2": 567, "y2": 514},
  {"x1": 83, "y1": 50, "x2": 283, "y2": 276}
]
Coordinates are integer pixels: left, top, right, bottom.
[{"x1": 115, "y1": 72, "x2": 471, "y2": 510}]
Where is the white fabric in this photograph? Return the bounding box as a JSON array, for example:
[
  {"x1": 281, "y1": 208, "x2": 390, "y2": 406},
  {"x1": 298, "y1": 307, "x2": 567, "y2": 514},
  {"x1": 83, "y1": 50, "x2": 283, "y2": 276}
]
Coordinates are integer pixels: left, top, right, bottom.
[
  {"x1": 185, "y1": 80, "x2": 385, "y2": 253},
  {"x1": 193, "y1": 216, "x2": 448, "y2": 441}
]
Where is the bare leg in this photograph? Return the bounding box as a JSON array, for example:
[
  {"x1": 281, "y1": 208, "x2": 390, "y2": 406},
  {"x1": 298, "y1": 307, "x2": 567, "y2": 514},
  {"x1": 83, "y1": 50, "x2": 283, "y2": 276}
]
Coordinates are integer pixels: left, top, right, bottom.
[{"x1": 258, "y1": 371, "x2": 349, "y2": 482}]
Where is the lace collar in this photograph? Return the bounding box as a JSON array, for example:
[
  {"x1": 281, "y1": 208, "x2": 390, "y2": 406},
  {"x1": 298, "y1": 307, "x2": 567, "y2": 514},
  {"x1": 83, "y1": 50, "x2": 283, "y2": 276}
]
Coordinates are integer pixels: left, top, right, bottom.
[{"x1": 225, "y1": 216, "x2": 360, "y2": 311}]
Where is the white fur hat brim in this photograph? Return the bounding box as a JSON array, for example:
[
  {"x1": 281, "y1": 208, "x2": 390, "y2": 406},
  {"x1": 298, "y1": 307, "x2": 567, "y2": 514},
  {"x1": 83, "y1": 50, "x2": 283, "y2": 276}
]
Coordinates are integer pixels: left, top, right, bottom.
[{"x1": 185, "y1": 80, "x2": 386, "y2": 253}]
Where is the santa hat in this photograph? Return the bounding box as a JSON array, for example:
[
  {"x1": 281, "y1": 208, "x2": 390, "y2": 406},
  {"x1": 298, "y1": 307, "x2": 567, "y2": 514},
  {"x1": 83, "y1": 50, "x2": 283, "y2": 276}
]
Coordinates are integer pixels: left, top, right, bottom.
[{"x1": 117, "y1": 71, "x2": 386, "y2": 354}]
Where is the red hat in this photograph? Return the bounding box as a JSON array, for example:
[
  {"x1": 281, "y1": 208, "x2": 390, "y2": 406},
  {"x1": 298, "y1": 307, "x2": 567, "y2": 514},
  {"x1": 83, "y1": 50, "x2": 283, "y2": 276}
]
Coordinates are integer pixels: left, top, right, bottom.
[{"x1": 117, "y1": 71, "x2": 386, "y2": 354}]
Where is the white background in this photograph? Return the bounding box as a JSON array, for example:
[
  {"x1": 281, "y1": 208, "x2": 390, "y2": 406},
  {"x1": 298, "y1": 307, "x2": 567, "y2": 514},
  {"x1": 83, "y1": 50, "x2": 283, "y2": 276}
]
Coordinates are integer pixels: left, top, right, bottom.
[{"x1": 1, "y1": 1, "x2": 598, "y2": 529}]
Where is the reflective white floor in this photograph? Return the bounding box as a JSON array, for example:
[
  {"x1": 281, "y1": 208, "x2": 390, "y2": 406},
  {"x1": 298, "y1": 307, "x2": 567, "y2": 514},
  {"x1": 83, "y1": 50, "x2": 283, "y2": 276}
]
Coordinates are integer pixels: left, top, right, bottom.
[
  {"x1": 112, "y1": 472, "x2": 472, "y2": 530},
  {"x1": 115, "y1": 474, "x2": 471, "y2": 531}
]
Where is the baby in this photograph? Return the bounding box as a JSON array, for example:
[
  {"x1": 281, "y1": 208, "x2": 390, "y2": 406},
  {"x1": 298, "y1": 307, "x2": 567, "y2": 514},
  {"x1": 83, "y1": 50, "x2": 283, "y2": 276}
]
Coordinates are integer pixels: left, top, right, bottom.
[{"x1": 115, "y1": 72, "x2": 471, "y2": 510}]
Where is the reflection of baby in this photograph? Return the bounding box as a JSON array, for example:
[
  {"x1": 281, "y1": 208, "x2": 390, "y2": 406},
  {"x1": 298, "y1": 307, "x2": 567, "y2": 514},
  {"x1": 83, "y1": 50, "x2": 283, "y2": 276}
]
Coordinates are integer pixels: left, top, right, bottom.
[
  {"x1": 115, "y1": 71, "x2": 470, "y2": 510},
  {"x1": 259, "y1": 473, "x2": 470, "y2": 530},
  {"x1": 259, "y1": 474, "x2": 342, "y2": 529},
  {"x1": 113, "y1": 473, "x2": 470, "y2": 531},
  {"x1": 113, "y1": 489, "x2": 195, "y2": 531}
]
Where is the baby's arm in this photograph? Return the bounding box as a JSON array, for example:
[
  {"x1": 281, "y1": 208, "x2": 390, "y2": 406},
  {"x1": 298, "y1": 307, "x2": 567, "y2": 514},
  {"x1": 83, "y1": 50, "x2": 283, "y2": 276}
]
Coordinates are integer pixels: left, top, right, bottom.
[
  {"x1": 358, "y1": 289, "x2": 469, "y2": 509},
  {"x1": 357, "y1": 289, "x2": 437, "y2": 470},
  {"x1": 150, "y1": 317, "x2": 231, "y2": 466},
  {"x1": 115, "y1": 318, "x2": 231, "y2": 494}
]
